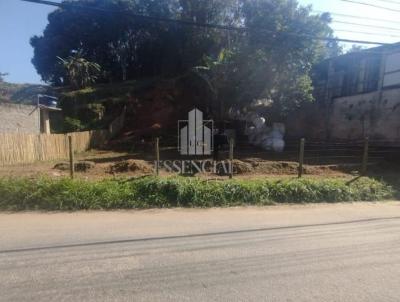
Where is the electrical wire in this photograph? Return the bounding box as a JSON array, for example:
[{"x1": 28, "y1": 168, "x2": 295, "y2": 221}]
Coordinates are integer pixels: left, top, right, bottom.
[
  {"x1": 332, "y1": 20, "x2": 400, "y2": 32},
  {"x1": 373, "y1": 0, "x2": 400, "y2": 5},
  {"x1": 313, "y1": 11, "x2": 400, "y2": 25},
  {"x1": 340, "y1": 0, "x2": 400, "y2": 13},
  {"x1": 20, "y1": 0, "x2": 389, "y2": 45},
  {"x1": 334, "y1": 29, "x2": 400, "y2": 38}
]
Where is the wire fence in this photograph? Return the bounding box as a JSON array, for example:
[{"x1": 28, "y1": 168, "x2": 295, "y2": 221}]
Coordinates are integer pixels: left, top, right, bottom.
[{"x1": 151, "y1": 134, "x2": 399, "y2": 177}]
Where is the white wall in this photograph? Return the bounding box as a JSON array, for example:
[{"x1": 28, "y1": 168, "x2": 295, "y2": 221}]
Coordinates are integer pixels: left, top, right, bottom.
[{"x1": 330, "y1": 89, "x2": 400, "y2": 141}]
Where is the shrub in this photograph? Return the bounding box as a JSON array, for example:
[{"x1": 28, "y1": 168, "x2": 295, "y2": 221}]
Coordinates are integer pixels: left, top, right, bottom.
[
  {"x1": 63, "y1": 117, "x2": 86, "y2": 132},
  {"x1": 0, "y1": 176, "x2": 394, "y2": 211}
]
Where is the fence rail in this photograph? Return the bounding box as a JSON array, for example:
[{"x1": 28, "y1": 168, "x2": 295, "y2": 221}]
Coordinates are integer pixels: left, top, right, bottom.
[{"x1": 0, "y1": 130, "x2": 109, "y2": 166}]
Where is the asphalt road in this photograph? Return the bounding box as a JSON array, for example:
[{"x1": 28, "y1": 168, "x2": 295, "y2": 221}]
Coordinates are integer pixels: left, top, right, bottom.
[{"x1": 1, "y1": 203, "x2": 400, "y2": 302}]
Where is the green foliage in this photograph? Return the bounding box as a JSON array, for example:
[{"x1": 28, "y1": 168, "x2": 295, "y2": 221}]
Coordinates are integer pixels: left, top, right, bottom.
[
  {"x1": 58, "y1": 51, "x2": 101, "y2": 89},
  {"x1": 30, "y1": 0, "x2": 344, "y2": 119},
  {"x1": 191, "y1": 1, "x2": 341, "y2": 119},
  {"x1": 0, "y1": 177, "x2": 393, "y2": 211},
  {"x1": 31, "y1": 1, "x2": 338, "y2": 86},
  {"x1": 30, "y1": 0, "x2": 237, "y2": 85},
  {"x1": 58, "y1": 80, "x2": 151, "y2": 132},
  {"x1": 0, "y1": 81, "x2": 51, "y2": 104},
  {"x1": 63, "y1": 117, "x2": 86, "y2": 132}
]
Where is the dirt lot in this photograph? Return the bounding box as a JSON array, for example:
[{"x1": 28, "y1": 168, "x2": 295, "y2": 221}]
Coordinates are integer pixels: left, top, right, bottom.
[{"x1": 0, "y1": 148, "x2": 361, "y2": 180}]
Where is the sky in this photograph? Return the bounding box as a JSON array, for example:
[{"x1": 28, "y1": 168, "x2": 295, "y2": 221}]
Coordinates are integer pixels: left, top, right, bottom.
[{"x1": 1, "y1": 0, "x2": 400, "y2": 84}]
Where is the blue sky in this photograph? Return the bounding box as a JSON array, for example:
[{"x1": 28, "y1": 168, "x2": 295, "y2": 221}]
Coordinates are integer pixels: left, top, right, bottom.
[{"x1": 1, "y1": 0, "x2": 400, "y2": 84}]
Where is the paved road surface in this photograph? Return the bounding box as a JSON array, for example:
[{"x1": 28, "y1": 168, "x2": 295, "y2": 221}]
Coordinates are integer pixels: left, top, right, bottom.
[{"x1": 1, "y1": 202, "x2": 400, "y2": 301}]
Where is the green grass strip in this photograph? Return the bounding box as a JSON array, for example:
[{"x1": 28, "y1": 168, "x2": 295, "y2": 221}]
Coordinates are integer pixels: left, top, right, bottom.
[{"x1": 0, "y1": 176, "x2": 394, "y2": 211}]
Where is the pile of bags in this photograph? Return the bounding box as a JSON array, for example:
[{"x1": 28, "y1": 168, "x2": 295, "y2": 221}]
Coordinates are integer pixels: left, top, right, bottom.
[{"x1": 245, "y1": 116, "x2": 285, "y2": 152}]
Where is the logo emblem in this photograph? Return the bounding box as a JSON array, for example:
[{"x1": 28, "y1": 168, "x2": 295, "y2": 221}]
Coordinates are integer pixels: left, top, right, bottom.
[{"x1": 178, "y1": 108, "x2": 213, "y2": 155}]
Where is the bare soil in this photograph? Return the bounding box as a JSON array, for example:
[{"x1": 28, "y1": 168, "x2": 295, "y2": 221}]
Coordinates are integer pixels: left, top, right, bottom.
[{"x1": 0, "y1": 149, "x2": 360, "y2": 180}]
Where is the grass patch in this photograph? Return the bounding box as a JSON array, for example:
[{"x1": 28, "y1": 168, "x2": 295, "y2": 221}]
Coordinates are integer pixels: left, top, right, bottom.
[{"x1": 0, "y1": 176, "x2": 394, "y2": 211}]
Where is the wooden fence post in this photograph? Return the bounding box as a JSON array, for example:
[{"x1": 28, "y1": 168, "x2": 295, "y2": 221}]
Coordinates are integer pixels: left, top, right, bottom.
[
  {"x1": 68, "y1": 135, "x2": 75, "y2": 179},
  {"x1": 361, "y1": 136, "x2": 369, "y2": 176},
  {"x1": 229, "y1": 138, "x2": 234, "y2": 179},
  {"x1": 155, "y1": 137, "x2": 160, "y2": 176},
  {"x1": 298, "y1": 138, "x2": 305, "y2": 178}
]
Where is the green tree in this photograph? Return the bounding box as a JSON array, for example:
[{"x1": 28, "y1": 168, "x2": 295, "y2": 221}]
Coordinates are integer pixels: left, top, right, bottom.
[
  {"x1": 30, "y1": 0, "x2": 236, "y2": 84},
  {"x1": 193, "y1": 1, "x2": 339, "y2": 120},
  {"x1": 31, "y1": 0, "x2": 341, "y2": 119},
  {"x1": 58, "y1": 51, "x2": 101, "y2": 89}
]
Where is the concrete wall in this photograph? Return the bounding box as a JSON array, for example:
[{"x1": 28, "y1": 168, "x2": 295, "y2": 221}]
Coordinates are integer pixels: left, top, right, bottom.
[
  {"x1": 0, "y1": 103, "x2": 40, "y2": 134},
  {"x1": 286, "y1": 88, "x2": 400, "y2": 142},
  {"x1": 329, "y1": 89, "x2": 400, "y2": 142}
]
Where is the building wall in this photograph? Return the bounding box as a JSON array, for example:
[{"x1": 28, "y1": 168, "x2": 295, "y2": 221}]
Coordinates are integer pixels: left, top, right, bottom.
[
  {"x1": 0, "y1": 103, "x2": 40, "y2": 134},
  {"x1": 329, "y1": 89, "x2": 400, "y2": 142},
  {"x1": 285, "y1": 88, "x2": 400, "y2": 143}
]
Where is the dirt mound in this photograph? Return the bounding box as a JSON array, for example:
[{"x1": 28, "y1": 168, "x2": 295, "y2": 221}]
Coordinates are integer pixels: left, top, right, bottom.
[
  {"x1": 109, "y1": 160, "x2": 153, "y2": 174},
  {"x1": 75, "y1": 161, "x2": 96, "y2": 172},
  {"x1": 246, "y1": 160, "x2": 299, "y2": 174},
  {"x1": 216, "y1": 160, "x2": 254, "y2": 175},
  {"x1": 54, "y1": 162, "x2": 69, "y2": 171},
  {"x1": 233, "y1": 160, "x2": 254, "y2": 174},
  {"x1": 246, "y1": 160, "x2": 353, "y2": 175},
  {"x1": 54, "y1": 161, "x2": 95, "y2": 172}
]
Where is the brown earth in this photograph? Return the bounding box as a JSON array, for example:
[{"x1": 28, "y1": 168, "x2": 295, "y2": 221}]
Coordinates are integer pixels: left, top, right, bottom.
[
  {"x1": 108, "y1": 159, "x2": 154, "y2": 174},
  {"x1": 0, "y1": 149, "x2": 360, "y2": 180}
]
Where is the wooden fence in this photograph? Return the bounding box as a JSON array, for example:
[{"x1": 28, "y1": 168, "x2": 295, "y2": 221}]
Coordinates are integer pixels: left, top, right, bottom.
[{"x1": 0, "y1": 130, "x2": 109, "y2": 166}]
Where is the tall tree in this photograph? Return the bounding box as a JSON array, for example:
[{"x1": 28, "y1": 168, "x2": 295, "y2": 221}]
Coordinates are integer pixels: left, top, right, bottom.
[
  {"x1": 193, "y1": 1, "x2": 339, "y2": 120},
  {"x1": 31, "y1": 0, "x2": 340, "y2": 119},
  {"x1": 30, "y1": 0, "x2": 236, "y2": 85}
]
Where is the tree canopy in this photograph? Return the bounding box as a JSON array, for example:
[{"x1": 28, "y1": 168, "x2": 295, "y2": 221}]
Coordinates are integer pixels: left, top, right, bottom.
[{"x1": 31, "y1": 0, "x2": 341, "y2": 118}]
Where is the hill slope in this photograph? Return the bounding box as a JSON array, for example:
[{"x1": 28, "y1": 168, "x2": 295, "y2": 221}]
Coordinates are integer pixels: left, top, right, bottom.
[{"x1": 0, "y1": 81, "x2": 52, "y2": 104}]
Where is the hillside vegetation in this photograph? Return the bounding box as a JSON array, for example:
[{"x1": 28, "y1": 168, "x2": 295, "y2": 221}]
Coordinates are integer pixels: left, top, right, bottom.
[{"x1": 0, "y1": 81, "x2": 51, "y2": 104}]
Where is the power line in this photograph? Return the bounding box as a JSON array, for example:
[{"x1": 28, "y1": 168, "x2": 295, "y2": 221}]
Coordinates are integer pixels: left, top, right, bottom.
[
  {"x1": 334, "y1": 29, "x2": 400, "y2": 38},
  {"x1": 374, "y1": 0, "x2": 400, "y2": 5},
  {"x1": 332, "y1": 20, "x2": 400, "y2": 32},
  {"x1": 340, "y1": 0, "x2": 400, "y2": 12},
  {"x1": 314, "y1": 11, "x2": 400, "y2": 26},
  {"x1": 22, "y1": 0, "x2": 60, "y2": 6},
  {"x1": 20, "y1": 0, "x2": 389, "y2": 46}
]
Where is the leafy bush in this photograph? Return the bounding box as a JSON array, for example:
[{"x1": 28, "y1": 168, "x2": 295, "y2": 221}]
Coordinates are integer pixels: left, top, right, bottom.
[
  {"x1": 63, "y1": 117, "x2": 86, "y2": 132},
  {"x1": 0, "y1": 177, "x2": 394, "y2": 211}
]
